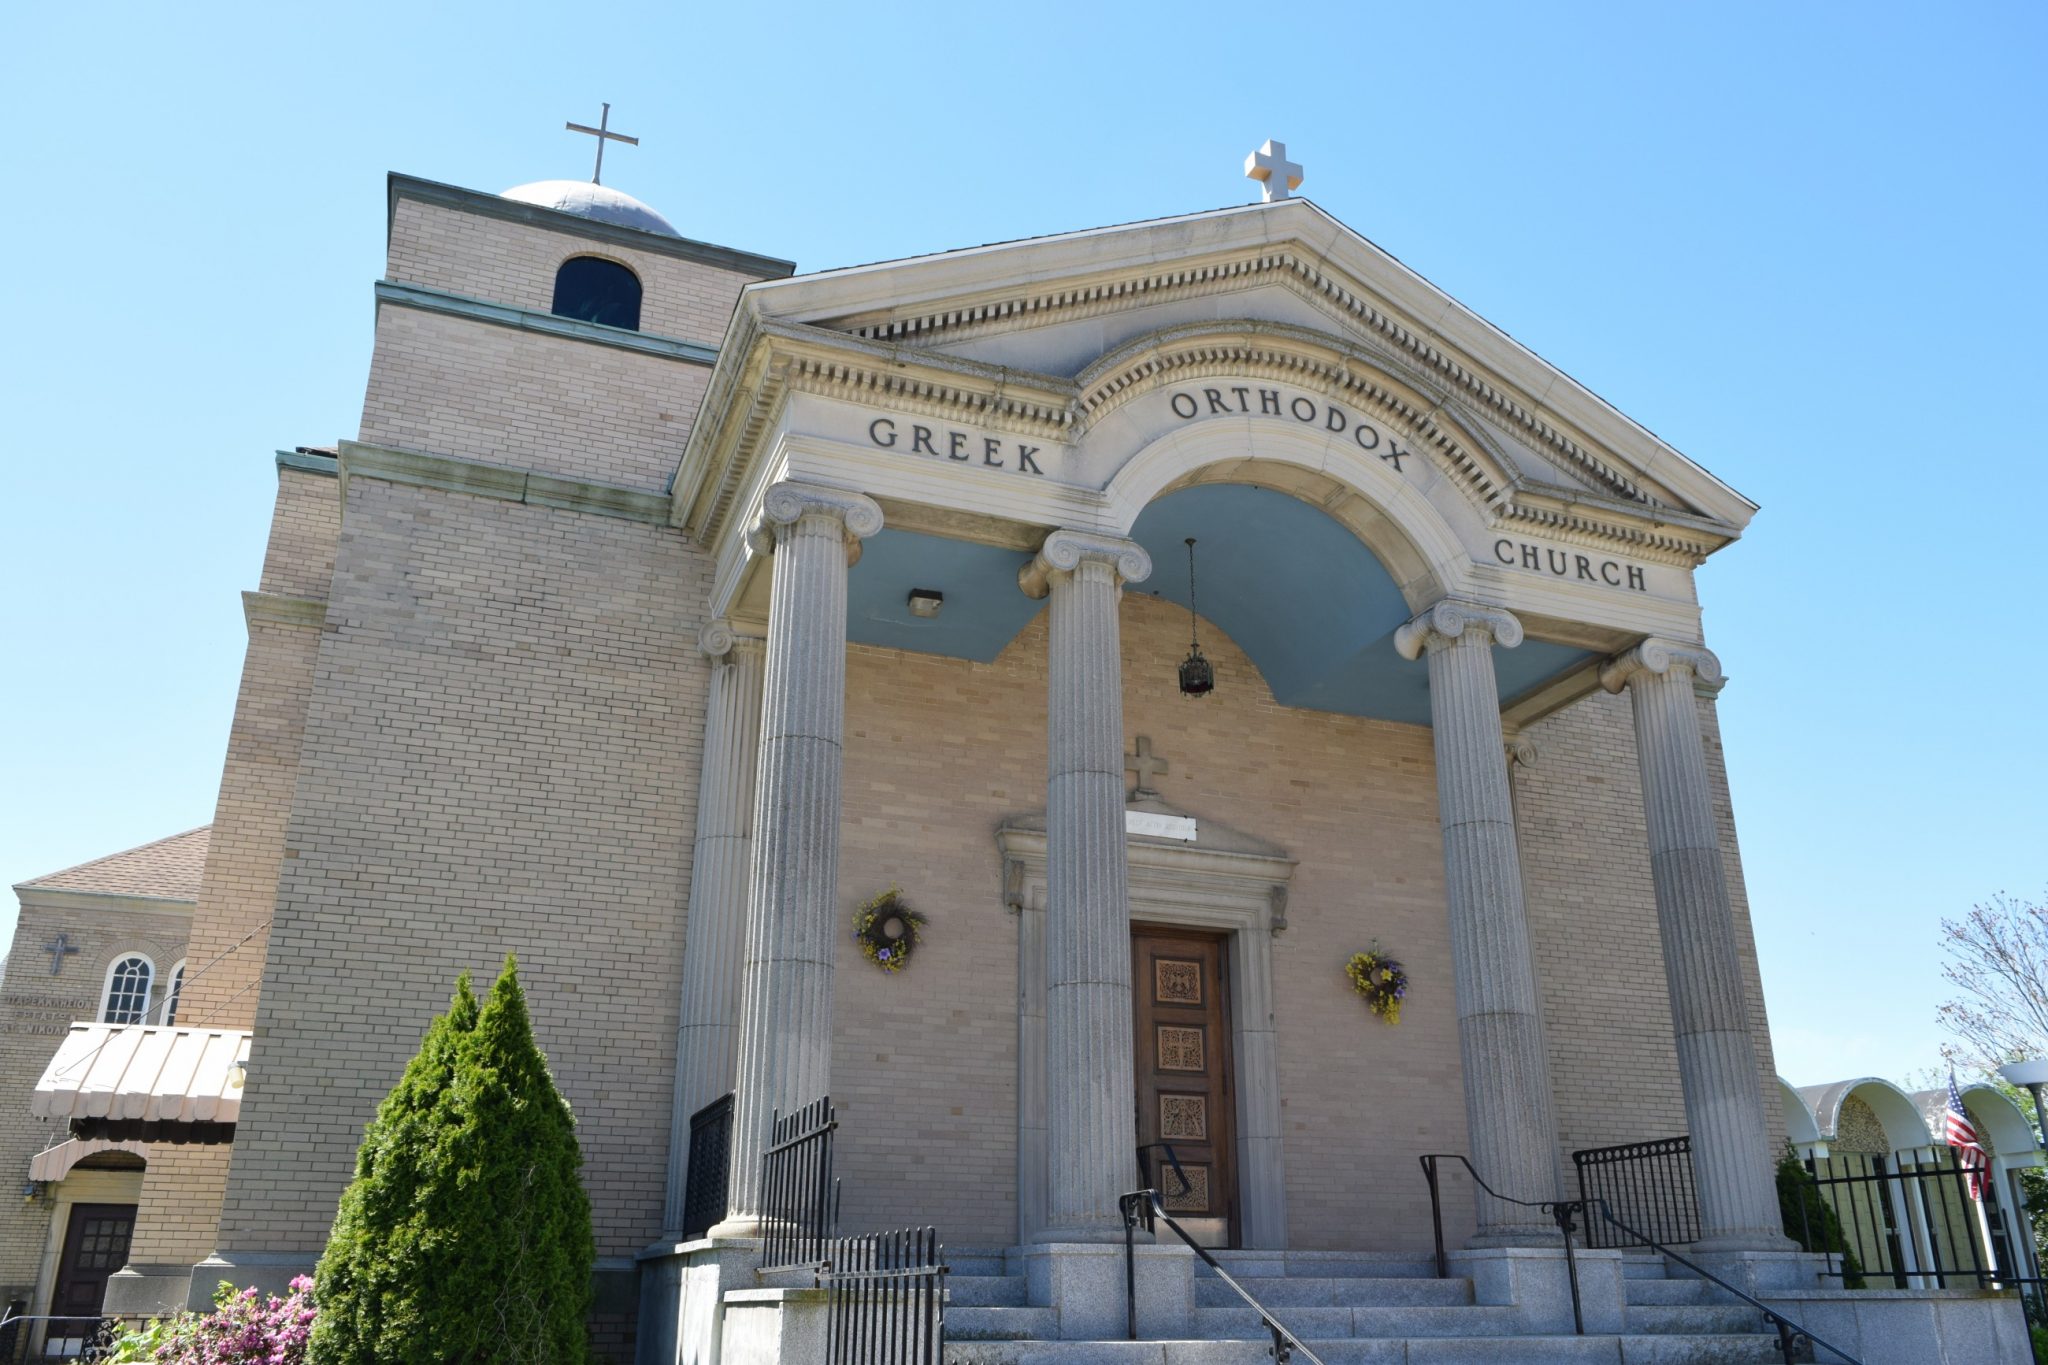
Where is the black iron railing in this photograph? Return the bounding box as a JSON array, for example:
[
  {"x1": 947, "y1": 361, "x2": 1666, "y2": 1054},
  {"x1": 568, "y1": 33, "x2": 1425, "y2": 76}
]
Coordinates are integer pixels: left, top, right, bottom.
[
  {"x1": 680, "y1": 1092, "x2": 734, "y2": 1241},
  {"x1": 760, "y1": 1096, "x2": 840, "y2": 1272},
  {"x1": 0, "y1": 1312, "x2": 130, "y2": 1363},
  {"x1": 817, "y1": 1226, "x2": 949, "y2": 1364},
  {"x1": 1572, "y1": 1135, "x2": 1700, "y2": 1248},
  {"x1": 1420, "y1": 1153, "x2": 1863, "y2": 1365},
  {"x1": 1119, "y1": 1181, "x2": 1326, "y2": 1365},
  {"x1": 1795, "y1": 1148, "x2": 2004, "y2": 1288}
]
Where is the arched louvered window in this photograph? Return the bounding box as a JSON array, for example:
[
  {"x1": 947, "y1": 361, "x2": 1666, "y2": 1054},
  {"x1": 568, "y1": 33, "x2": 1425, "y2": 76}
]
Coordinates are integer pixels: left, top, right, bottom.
[
  {"x1": 101, "y1": 955, "x2": 155, "y2": 1026},
  {"x1": 551, "y1": 255, "x2": 642, "y2": 331},
  {"x1": 163, "y1": 960, "x2": 188, "y2": 1026}
]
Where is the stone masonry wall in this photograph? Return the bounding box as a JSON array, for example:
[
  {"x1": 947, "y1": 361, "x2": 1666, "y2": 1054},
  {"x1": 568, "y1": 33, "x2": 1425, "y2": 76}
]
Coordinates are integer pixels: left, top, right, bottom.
[
  {"x1": 0, "y1": 898, "x2": 188, "y2": 1300},
  {"x1": 214, "y1": 475, "x2": 709, "y2": 1265},
  {"x1": 125, "y1": 468, "x2": 337, "y2": 1276}
]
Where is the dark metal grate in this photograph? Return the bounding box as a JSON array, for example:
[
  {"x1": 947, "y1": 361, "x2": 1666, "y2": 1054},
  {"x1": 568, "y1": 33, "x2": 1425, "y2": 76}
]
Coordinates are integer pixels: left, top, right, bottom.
[
  {"x1": 680, "y1": 1092, "x2": 733, "y2": 1241},
  {"x1": 1572, "y1": 1135, "x2": 1700, "y2": 1248},
  {"x1": 819, "y1": 1227, "x2": 948, "y2": 1365}
]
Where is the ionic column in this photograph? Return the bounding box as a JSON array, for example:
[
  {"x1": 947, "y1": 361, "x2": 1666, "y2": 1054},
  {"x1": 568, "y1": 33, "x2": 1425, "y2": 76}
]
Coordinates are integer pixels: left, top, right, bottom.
[
  {"x1": 662, "y1": 620, "x2": 765, "y2": 1239},
  {"x1": 1395, "y1": 600, "x2": 1561, "y2": 1244},
  {"x1": 713, "y1": 483, "x2": 882, "y2": 1237},
  {"x1": 1020, "y1": 530, "x2": 1152, "y2": 1242},
  {"x1": 1600, "y1": 641, "x2": 1785, "y2": 1249}
]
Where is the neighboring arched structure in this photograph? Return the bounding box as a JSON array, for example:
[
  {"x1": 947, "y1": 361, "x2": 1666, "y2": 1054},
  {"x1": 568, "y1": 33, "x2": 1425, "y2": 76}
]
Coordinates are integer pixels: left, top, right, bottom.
[
  {"x1": 1798, "y1": 1077, "x2": 1934, "y2": 1153},
  {"x1": 1778, "y1": 1077, "x2": 1823, "y2": 1155}
]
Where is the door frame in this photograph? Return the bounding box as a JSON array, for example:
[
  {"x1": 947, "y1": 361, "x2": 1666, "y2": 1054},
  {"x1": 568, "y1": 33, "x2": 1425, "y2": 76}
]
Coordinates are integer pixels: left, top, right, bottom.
[{"x1": 1000, "y1": 815, "x2": 1294, "y2": 1248}]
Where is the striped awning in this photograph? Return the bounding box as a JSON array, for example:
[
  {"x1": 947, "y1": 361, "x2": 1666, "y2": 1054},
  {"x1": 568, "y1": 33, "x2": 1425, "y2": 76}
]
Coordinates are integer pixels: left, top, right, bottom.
[
  {"x1": 28, "y1": 1137, "x2": 149, "y2": 1182},
  {"x1": 31, "y1": 1023, "x2": 250, "y2": 1143}
]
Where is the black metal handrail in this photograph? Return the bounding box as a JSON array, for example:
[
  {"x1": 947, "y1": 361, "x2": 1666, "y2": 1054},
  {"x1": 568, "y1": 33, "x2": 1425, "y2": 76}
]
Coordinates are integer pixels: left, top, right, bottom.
[
  {"x1": 1119, "y1": 1187, "x2": 1327, "y2": 1365},
  {"x1": 1420, "y1": 1153, "x2": 1865, "y2": 1365}
]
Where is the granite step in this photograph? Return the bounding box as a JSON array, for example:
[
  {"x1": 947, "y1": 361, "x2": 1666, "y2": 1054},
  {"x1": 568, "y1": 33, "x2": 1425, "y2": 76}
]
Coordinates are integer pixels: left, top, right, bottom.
[
  {"x1": 1623, "y1": 1304, "x2": 1769, "y2": 1337},
  {"x1": 944, "y1": 1334, "x2": 1792, "y2": 1364},
  {"x1": 1194, "y1": 1304, "x2": 1520, "y2": 1339},
  {"x1": 949, "y1": 1274, "x2": 1030, "y2": 1307},
  {"x1": 1197, "y1": 1250, "x2": 1443, "y2": 1279},
  {"x1": 947, "y1": 1305, "x2": 1060, "y2": 1341},
  {"x1": 1623, "y1": 1277, "x2": 1723, "y2": 1306},
  {"x1": 1193, "y1": 1275, "x2": 1474, "y2": 1308}
]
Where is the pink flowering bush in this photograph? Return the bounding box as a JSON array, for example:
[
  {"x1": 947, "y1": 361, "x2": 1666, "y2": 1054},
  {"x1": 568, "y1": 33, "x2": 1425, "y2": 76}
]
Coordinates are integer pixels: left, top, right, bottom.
[{"x1": 109, "y1": 1276, "x2": 316, "y2": 1365}]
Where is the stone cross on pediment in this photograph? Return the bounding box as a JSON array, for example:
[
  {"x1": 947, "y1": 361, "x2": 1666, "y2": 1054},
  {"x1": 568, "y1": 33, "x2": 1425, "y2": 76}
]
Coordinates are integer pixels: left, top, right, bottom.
[
  {"x1": 1125, "y1": 735, "x2": 1169, "y2": 801},
  {"x1": 1244, "y1": 139, "x2": 1303, "y2": 202}
]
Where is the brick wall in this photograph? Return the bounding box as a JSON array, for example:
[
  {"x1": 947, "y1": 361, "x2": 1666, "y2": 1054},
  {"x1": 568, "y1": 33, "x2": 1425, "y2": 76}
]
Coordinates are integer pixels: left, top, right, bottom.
[
  {"x1": 0, "y1": 900, "x2": 188, "y2": 1298},
  {"x1": 385, "y1": 197, "x2": 758, "y2": 347},
  {"x1": 213, "y1": 475, "x2": 708, "y2": 1261}
]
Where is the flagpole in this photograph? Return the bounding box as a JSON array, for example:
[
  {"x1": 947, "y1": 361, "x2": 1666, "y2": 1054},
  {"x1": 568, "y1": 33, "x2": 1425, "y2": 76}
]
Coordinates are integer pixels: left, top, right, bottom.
[{"x1": 1973, "y1": 1187, "x2": 2001, "y2": 1287}]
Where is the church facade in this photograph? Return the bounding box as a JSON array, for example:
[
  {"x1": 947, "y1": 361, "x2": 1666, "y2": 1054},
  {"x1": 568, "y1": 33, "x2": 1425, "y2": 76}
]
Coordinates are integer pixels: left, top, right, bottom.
[{"x1": 10, "y1": 153, "x2": 2027, "y2": 1362}]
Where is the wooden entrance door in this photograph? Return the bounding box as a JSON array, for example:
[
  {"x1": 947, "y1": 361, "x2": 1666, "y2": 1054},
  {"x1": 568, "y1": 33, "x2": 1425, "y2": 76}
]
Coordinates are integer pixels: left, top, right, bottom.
[
  {"x1": 1132, "y1": 925, "x2": 1237, "y2": 1246},
  {"x1": 50, "y1": 1202, "x2": 134, "y2": 1329}
]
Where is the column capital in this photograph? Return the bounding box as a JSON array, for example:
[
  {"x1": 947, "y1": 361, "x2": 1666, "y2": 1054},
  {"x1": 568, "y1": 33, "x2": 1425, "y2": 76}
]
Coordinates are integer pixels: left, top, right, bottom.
[
  {"x1": 1017, "y1": 529, "x2": 1152, "y2": 600},
  {"x1": 697, "y1": 619, "x2": 765, "y2": 661},
  {"x1": 1598, "y1": 639, "x2": 1723, "y2": 693},
  {"x1": 745, "y1": 481, "x2": 884, "y2": 560},
  {"x1": 1393, "y1": 598, "x2": 1523, "y2": 660}
]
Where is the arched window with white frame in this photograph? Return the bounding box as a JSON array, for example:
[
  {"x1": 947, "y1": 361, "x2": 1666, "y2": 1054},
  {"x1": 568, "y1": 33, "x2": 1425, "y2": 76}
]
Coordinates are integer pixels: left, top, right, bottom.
[
  {"x1": 163, "y1": 959, "x2": 187, "y2": 1026},
  {"x1": 101, "y1": 955, "x2": 155, "y2": 1026}
]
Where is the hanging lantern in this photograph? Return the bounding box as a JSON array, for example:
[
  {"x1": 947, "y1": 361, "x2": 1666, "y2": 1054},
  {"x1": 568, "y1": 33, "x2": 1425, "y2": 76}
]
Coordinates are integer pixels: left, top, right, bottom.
[{"x1": 1178, "y1": 537, "x2": 1215, "y2": 697}]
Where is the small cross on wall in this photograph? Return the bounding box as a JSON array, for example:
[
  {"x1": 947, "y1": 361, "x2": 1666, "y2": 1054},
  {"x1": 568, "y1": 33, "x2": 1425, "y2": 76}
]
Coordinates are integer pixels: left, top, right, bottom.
[
  {"x1": 45, "y1": 934, "x2": 79, "y2": 976},
  {"x1": 1244, "y1": 139, "x2": 1303, "y2": 202},
  {"x1": 1126, "y1": 735, "x2": 1170, "y2": 800}
]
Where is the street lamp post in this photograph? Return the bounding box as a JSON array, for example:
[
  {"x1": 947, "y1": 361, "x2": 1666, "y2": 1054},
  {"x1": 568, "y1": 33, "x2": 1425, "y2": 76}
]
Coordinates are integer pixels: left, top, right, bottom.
[{"x1": 1998, "y1": 1059, "x2": 2048, "y2": 1146}]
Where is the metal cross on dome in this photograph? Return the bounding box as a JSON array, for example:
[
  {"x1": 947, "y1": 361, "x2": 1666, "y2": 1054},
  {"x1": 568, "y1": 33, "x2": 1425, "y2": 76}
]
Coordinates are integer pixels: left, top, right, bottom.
[
  {"x1": 566, "y1": 102, "x2": 640, "y2": 185},
  {"x1": 1244, "y1": 139, "x2": 1303, "y2": 202}
]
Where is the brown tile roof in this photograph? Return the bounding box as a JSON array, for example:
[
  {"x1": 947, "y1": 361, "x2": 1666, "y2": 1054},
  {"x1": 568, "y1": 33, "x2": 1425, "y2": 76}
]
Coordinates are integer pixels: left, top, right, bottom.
[{"x1": 18, "y1": 827, "x2": 211, "y2": 902}]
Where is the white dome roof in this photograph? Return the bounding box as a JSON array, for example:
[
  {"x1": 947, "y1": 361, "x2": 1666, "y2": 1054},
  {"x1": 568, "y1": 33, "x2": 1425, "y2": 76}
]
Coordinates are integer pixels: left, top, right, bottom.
[{"x1": 500, "y1": 179, "x2": 679, "y2": 237}]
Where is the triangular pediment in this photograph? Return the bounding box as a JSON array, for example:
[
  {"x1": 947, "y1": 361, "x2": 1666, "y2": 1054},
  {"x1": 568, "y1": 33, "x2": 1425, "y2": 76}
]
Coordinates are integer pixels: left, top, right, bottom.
[{"x1": 679, "y1": 199, "x2": 1753, "y2": 547}]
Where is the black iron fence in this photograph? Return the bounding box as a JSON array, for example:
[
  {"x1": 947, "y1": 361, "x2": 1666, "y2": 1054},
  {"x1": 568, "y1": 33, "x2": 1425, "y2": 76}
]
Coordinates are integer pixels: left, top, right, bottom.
[
  {"x1": 1572, "y1": 1135, "x2": 1700, "y2": 1249},
  {"x1": 817, "y1": 1227, "x2": 948, "y2": 1365},
  {"x1": 760, "y1": 1096, "x2": 841, "y2": 1272},
  {"x1": 681, "y1": 1092, "x2": 734, "y2": 1241},
  {"x1": 1793, "y1": 1148, "x2": 2019, "y2": 1289},
  {"x1": 0, "y1": 1312, "x2": 132, "y2": 1363}
]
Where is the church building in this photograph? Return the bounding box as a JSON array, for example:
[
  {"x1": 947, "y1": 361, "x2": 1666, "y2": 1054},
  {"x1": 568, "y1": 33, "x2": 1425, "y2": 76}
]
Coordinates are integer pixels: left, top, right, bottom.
[{"x1": 5, "y1": 130, "x2": 2029, "y2": 1363}]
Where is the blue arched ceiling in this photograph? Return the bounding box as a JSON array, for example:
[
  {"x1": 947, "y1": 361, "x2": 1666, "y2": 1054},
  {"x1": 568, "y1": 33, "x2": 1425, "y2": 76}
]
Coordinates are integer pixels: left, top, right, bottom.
[{"x1": 843, "y1": 484, "x2": 1592, "y2": 725}]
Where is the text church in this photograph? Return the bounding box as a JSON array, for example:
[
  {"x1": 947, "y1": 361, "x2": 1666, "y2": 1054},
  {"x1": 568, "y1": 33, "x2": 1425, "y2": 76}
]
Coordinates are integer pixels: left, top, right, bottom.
[{"x1": 2, "y1": 126, "x2": 2029, "y2": 1363}]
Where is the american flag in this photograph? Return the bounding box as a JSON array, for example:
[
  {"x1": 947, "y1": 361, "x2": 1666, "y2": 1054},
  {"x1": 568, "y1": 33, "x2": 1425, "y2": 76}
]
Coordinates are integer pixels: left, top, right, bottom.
[{"x1": 1946, "y1": 1072, "x2": 1989, "y2": 1201}]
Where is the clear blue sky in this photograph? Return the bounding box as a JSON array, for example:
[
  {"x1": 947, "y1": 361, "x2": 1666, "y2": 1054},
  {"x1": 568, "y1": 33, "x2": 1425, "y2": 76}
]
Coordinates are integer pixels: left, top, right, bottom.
[{"x1": 2, "y1": 1, "x2": 2042, "y2": 1088}]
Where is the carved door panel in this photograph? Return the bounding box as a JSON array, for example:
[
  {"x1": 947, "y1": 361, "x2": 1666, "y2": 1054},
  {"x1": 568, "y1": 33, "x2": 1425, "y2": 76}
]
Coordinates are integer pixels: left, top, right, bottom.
[{"x1": 1132, "y1": 925, "x2": 1237, "y2": 1247}]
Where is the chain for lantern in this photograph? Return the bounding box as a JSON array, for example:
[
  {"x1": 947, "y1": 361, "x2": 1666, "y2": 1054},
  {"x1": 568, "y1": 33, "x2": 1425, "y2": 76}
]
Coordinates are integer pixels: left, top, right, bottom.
[{"x1": 1178, "y1": 537, "x2": 1215, "y2": 696}]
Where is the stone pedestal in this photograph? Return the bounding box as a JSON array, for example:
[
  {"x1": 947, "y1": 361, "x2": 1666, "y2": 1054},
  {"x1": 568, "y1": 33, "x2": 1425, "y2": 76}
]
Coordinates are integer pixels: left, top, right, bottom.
[
  {"x1": 1601, "y1": 641, "x2": 1788, "y2": 1251},
  {"x1": 634, "y1": 1237, "x2": 762, "y2": 1365},
  {"x1": 1395, "y1": 600, "x2": 1561, "y2": 1245},
  {"x1": 1449, "y1": 1245, "x2": 1627, "y2": 1335},
  {"x1": 1023, "y1": 1241, "x2": 1193, "y2": 1340},
  {"x1": 713, "y1": 483, "x2": 881, "y2": 1238},
  {"x1": 664, "y1": 621, "x2": 764, "y2": 1239},
  {"x1": 1019, "y1": 531, "x2": 1152, "y2": 1244}
]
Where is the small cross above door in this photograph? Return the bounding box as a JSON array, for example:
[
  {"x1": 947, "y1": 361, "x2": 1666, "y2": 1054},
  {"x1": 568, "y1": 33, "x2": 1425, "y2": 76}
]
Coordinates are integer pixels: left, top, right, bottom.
[{"x1": 1126, "y1": 735, "x2": 1170, "y2": 800}]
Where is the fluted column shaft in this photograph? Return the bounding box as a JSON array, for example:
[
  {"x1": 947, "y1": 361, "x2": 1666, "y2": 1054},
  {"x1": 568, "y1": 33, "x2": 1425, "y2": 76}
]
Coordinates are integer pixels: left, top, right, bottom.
[
  {"x1": 1021, "y1": 530, "x2": 1152, "y2": 1242},
  {"x1": 663, "y1": 622, "x2": 765, "y2": 1238},
  {"x1": 1602, "y1": 642, "x2": 1786, "y2": 1250},
  {"x1": 1396, "y1": 600, "x2": 1561, "y2": 1244},
  {"x1": 714, "y1": 483, "x2": 881, "y2": 1236}
]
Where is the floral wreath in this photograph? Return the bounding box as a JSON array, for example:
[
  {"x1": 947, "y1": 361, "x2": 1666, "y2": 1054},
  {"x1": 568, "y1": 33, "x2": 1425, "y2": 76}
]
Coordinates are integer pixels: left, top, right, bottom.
[
  {"x1": 1345, "y1": 943, "x2": 1408, "y2": 1025},
  {"x1": 852, "y1": 886, "x2": 926, "y2": 973}
]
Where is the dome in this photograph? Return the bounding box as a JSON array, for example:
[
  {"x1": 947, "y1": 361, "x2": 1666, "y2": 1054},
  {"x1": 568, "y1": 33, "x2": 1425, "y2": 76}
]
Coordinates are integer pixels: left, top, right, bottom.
[{"x1": 500, "y1": 179, "x2": 680, "y2": 237}]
